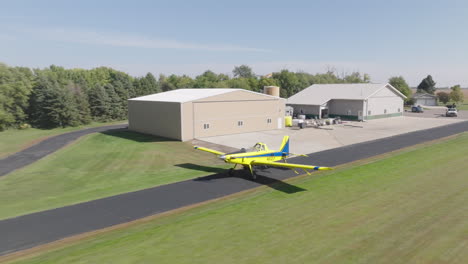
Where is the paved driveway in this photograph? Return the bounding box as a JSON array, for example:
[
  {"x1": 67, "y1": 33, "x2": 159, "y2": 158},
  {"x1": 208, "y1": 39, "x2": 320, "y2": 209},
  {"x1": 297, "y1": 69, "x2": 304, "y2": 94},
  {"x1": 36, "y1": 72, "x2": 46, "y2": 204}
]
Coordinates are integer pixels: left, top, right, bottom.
[
  {"x1": 404, "y1": 108, "x2": 468, "y2": 119},
  {"x1": 0, "y1": 124, "x2": 127, "y2": 177}
]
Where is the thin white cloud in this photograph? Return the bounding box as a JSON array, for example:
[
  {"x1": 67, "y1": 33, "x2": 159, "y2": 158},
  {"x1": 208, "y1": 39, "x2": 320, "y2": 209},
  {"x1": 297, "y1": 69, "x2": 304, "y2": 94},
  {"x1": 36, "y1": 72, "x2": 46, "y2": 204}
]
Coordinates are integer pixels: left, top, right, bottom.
[{"x1": 10, "y1": 25, "x2": 272, "y2": 52}]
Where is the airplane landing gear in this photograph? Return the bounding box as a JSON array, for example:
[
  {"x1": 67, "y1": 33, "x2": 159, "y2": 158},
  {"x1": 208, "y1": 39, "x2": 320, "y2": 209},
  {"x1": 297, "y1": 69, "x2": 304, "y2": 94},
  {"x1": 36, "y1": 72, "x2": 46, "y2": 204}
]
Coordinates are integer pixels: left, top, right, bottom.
[
  {"x1": 243, "y1": 165, "x2": 257, "y2": 180},
  {"x1": 251, "y1": 171, "x2": 257, "y2": 180}
]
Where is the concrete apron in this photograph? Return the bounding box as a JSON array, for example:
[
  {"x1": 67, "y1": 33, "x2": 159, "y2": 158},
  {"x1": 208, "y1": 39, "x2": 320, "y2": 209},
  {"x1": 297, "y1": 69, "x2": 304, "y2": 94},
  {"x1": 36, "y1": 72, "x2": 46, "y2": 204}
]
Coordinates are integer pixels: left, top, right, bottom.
[{"x1": 197, "y1": 116, "x2": 463, "y2": 154}]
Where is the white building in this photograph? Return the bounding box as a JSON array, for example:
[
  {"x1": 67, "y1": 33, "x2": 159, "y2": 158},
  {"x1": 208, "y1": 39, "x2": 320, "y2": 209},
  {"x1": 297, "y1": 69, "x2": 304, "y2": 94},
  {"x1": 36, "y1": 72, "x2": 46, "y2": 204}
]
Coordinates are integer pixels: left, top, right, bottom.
[
  {"x1": 412, "y1": 92, "x2": 437, "y2": 106},
  {"x1": 287, "y1": 83, "x2": 407, "y2": 120}
]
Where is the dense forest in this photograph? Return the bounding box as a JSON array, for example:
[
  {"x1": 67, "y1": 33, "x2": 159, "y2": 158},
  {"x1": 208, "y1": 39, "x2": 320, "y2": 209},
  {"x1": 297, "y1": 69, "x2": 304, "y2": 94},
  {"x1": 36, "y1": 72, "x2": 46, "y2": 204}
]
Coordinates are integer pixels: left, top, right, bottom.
[{"x1": 0, "y1": 63, "x2": 370, "y2": 130}]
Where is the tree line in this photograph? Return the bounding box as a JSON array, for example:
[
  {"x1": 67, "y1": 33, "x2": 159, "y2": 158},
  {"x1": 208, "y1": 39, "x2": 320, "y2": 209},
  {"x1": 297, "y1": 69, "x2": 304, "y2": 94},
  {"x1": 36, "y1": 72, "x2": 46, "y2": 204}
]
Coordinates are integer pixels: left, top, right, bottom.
[{"x1": 1, "y1": 63, "x2": 372, "y2": 130}]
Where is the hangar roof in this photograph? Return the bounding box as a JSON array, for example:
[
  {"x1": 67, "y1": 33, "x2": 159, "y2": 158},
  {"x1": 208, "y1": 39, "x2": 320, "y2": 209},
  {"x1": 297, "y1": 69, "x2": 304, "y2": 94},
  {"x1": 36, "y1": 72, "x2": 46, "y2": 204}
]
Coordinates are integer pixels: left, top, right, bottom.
[
  {"x1": 129, "y1": 88, "x2": 279, "y2": 103},
  {"x1": 287, "y1": 83, "x2": 406, "y2": 105},
  {"x1": 412, "y1": 92, "x2": 437, "y2": 99}
]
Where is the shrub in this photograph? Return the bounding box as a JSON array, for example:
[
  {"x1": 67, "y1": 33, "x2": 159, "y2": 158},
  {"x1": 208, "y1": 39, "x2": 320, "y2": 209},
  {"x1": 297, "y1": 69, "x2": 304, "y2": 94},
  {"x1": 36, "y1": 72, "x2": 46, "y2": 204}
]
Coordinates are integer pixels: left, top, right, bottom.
[{"x1": 18, "y1": 123, "x2": 31, "y2": 130}]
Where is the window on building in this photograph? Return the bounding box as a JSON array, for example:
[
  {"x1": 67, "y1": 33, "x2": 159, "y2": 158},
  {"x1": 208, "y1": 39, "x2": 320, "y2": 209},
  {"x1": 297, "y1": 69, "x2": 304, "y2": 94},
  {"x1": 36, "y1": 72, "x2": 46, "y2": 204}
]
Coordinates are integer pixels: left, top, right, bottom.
[
  {"x1": 267, "y1": 118, "x2": 272, "y2": 124},
  {"x1": 238, "y1": 121, "x2": 244, "y2": 127},
  {"x1": 347, "y1": 110, "x2": 351, "y2": 115},
  {"x1": 368, "y1": 110, "x2": 371, "y2": 115},
  {"x1": 384, "y1": 109, "x2": 387, "y2": 114},
  {"x1": 203, "y1": 123, "x2": 210, "y2": 129},
  {"x1": 398, "y1": 108, "x2": 401, "y2": 112}
]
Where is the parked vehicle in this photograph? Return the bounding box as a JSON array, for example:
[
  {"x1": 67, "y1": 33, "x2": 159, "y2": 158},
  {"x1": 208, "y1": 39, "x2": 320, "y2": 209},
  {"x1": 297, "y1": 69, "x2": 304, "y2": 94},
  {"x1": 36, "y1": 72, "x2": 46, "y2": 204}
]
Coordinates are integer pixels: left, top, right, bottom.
[
  {"x1": 446, "y1": 108, "x2": 458, "y2": 117},
  {"x1": 411, "y1": 105, "x2": 424, "y2": 113}
]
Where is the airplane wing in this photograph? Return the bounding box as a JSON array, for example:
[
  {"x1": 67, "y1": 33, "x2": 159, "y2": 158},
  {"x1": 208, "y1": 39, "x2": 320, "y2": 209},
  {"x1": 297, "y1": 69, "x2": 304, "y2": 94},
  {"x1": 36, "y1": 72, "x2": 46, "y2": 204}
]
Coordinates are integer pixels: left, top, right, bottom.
[
  {"x1": 251, "y1": 160, "x2": 332, "y2": 171},
  {"x1": 193, "y1": 146, "x2": 225, "y2": 156}
]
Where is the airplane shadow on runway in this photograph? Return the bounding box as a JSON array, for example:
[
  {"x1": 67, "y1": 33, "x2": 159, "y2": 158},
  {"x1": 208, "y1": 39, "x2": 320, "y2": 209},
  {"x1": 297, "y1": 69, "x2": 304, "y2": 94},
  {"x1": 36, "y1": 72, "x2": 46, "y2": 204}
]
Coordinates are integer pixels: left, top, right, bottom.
[{"x1": 176, "y1": 163, "x2": 306, "y2": 194}]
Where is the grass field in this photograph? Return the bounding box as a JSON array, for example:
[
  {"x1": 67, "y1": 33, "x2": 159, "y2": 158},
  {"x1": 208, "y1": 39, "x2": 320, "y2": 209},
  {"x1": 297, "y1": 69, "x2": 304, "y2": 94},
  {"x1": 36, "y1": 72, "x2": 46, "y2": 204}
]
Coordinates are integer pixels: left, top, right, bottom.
[
  {"x1": 444, "y1": 102, "x2": 468, "y2": 110},
  {"x1": 6, "y1": 133, "x2": 468, "y2": 264},
  {"x1": 437, "y1": 100, "x2": 468, "y2": 110},
  {"x1": 0, "y1": 130, "x2": 229, "y2": 220},
  {"x1": 458, "y1": 103, "x2": 468, "y2": 110},
  {"x1": 0, "y1": 121, "x2": 126, "y2": 158}
]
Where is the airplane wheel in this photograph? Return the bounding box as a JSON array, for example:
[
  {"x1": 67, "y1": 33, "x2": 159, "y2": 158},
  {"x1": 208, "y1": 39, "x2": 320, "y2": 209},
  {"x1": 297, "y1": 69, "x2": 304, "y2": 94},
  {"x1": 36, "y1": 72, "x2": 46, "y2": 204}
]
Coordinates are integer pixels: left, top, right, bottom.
[
  {"x1": 252, "y1": 172, "x2": 257, "y2": 180},
  {"x1": 228, "y1": 168, "x2": 234, "y2": 176}
]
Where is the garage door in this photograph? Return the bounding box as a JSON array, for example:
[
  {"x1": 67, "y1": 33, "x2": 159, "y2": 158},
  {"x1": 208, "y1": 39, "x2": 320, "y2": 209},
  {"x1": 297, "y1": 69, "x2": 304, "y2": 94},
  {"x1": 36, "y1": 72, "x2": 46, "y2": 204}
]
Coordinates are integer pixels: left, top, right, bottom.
[
  {"x1": 425, "y1": 99, "x2": 436, "y2": 106},
  {"x1": 193, "y1": 100, "x2": 279, "y2": 138},
  {"x1": 416, "y1": 98, "x2": 435, "y2": 106}
]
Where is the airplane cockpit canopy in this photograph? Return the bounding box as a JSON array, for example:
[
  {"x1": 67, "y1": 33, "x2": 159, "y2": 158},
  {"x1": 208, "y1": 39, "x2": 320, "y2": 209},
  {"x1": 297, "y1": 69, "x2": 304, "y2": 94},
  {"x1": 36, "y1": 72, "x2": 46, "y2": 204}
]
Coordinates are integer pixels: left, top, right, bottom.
[{"x1": 249, "y1": 143, "x2": 266, "y2": 152}]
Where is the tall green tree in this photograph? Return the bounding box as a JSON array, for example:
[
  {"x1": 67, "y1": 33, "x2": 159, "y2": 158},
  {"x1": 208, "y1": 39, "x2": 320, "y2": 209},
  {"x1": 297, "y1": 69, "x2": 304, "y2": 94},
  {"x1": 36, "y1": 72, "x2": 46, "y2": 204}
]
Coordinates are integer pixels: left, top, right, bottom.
[
  {"x1": 88, "y1": 84, "x2": 112, "y2": 121},
  {"x1": 104, "y1": 83, "x2": 126, "y2": 120},
  {"x1": 449, "y1": 85, "x2": 464, "y2": 103},
  {"x1": 28, "y1": 76, "x2": 80, "y2": 128},
  {"x1": 343, "y1": 72, "x2": 370, "y2": 83},
  {"x1": 437, "y1": 91, "x2": 450, "y2": 104},
  {"x1": 417, "y1": 75, "x2": 436, "y2": 94},
  {"x1": 67, "y1": 82, "x2": 92, "y2": 125},
  {"x1": 159, "y1": 74, "x2": 176, "y2": 92},
  {"x1": 272, "y1": 70, "x2": 304, "y2": 97},
  {"x1": 0, "y1": 64, "x2": 34, "y2": 129},
  {"x1": 135, "y1": 73, "x2": 159, "y2": 96},
  {"x1": 233, "y1": 65, "x2": 255, "y2": 79},
  {"x1": 388, "y1": 76, "x2": 412, "y2": 99},
  {"x1": 193, "y1": 70, "x2": 228, "y2": 88},
  {"x1": 258, "y1": 77, "x2": 279, "y2": 90}
]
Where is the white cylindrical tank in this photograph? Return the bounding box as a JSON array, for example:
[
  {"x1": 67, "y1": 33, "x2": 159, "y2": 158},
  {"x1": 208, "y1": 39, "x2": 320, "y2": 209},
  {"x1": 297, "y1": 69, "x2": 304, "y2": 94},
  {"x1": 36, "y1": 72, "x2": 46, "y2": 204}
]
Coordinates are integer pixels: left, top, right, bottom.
[{"x1": 263, "y1": 86, "x2": 280, "y2": 97}]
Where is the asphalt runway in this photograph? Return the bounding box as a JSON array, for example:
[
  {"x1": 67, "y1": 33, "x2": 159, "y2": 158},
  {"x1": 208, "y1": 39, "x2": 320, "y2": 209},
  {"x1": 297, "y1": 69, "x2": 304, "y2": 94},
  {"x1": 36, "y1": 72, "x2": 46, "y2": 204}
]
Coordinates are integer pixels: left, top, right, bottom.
[
  {"x1": 0, "y1": 124, "x2": 127, "y2": 177},
  {"x1": 1, "y1": 121, "x2": 467, "y2": 256}
]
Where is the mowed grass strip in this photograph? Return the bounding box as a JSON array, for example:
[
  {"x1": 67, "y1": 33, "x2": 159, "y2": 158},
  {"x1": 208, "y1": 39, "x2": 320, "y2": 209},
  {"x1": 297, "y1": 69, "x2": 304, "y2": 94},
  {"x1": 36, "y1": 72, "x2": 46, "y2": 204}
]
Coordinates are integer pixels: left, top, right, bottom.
[
  {"x1": 0, "y1": 130, "x2": 229, "y2": 220},
  {"x1": 7, "y1": 133, "x2": 468, "y2": 264},
  {"x1": 0, "y1": 121, "x2": 125, "y2": 158}
]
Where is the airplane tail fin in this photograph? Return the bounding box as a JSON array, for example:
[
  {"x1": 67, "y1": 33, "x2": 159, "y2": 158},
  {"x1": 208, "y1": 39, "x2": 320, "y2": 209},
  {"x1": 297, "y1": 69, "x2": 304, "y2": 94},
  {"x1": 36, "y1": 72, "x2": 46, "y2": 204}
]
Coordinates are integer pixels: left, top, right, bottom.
[{"x1": 279, "y1": 136, "x2": 290, "y2": 154}]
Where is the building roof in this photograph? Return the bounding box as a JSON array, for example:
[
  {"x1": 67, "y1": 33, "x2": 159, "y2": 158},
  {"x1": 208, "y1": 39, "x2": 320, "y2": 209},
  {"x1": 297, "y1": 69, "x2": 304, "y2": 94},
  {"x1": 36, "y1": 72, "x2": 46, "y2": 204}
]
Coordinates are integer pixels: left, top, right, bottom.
[
  {"x1": 129, "y1": 88, "x2": 279, "y2": 103},
  {"x1": 287, "y1": 83, "x2": 406, "y2": 105},
  {"x1": 412, "y1": 92, "x2": 437, "y2": 98}
]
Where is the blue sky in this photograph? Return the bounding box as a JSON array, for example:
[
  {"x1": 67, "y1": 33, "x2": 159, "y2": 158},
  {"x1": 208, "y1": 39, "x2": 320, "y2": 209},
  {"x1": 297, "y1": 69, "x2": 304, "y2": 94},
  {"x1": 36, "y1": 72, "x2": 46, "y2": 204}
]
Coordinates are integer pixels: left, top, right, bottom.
[{"x1": 1, "y1": 0, "x2": 468, "y2": 86}]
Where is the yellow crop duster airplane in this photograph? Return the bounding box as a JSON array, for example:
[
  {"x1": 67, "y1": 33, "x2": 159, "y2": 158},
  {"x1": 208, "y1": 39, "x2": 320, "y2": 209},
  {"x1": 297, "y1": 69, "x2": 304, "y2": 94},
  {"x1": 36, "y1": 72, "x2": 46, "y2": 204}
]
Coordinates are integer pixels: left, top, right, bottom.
[{"x1": 194, "y1": 136, "x2": 332, "y2": 179}]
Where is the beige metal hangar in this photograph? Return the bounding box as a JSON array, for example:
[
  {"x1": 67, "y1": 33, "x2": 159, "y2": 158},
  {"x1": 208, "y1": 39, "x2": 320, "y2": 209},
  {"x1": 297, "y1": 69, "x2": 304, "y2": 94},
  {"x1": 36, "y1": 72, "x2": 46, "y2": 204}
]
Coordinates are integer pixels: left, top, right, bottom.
[{"x1": 128, "y1": 88, "x2": 285, "y2": 141}]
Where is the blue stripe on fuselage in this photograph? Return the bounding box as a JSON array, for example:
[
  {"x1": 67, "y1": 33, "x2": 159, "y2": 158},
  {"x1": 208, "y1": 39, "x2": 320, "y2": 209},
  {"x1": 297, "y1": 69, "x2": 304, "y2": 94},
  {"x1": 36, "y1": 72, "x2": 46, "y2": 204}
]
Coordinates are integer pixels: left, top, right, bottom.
[{"x1": 231, "y1": 151, "x2": 286, "y2": 159}]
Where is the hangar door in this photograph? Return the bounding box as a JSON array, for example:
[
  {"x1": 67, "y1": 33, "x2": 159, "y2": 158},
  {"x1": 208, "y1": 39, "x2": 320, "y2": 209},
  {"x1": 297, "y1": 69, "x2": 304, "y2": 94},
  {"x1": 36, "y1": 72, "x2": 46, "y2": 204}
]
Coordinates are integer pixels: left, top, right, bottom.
[
  {"x1": 415, "y1": 98, "x2": 435, "y2": 106},
  {"x1": 193, "y1": 100, "x2": 279, "y2": 138}
]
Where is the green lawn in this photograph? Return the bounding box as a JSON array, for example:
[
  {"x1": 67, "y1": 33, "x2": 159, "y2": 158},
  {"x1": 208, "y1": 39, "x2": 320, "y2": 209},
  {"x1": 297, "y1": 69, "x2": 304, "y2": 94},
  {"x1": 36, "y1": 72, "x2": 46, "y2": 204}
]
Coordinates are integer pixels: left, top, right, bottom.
[
  {"x1": 0, "y1": 121, "x2": 126, "y2": 158},
  {"x1": 0, "y1": 130, "x2": 229, "y2": 220},
  {"x1": 456, "y1": 102, "x2": 468, "y2": 110},
  {"x1": 438, "y1": 101, "x2": 468, "y2": 110},
  {"x1": 8, "y1": 133, "x2": 468, "y2": 264}
]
